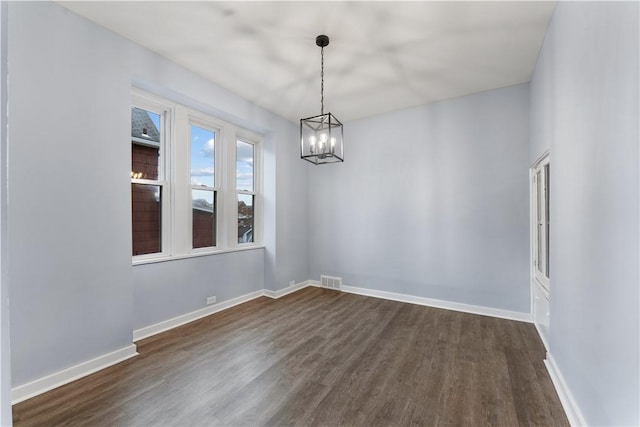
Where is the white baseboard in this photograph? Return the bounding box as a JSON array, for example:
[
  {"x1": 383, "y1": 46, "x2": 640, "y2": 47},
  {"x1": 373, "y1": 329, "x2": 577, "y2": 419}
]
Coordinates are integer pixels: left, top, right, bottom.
[
  {"x1": 318, "y1": 282, "x2": 532, "y2": 323},
  {"x1": 264, "y1": 280, "x2": 312, "y2": 299},
  {"x1": 544, "y1": 353, "x2": 587, "y2": 427},
  {"x1": 533, "y1": 321, "x2": 550, "y2": 351},
  {"x1": 135, "y1": 282, "x2": 313, "y2": 342},
  {"x1": 12, "y1": 344, "x2": 138, "y2": 405},
  {"x1": 133, "y1": 289, "x2": 264, "y2": 342}
]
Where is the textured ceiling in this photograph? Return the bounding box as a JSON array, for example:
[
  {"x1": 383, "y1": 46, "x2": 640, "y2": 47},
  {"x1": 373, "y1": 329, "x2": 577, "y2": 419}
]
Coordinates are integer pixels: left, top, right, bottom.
[{"x1": 57, "y1": 1, "x2": 556, "y2": 123}]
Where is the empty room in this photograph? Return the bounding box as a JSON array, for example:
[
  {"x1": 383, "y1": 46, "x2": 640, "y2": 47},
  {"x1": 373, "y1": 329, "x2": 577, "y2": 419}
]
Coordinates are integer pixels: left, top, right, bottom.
[{"x1": 0, "y1": 1, "x2": 638, "y2": 426}]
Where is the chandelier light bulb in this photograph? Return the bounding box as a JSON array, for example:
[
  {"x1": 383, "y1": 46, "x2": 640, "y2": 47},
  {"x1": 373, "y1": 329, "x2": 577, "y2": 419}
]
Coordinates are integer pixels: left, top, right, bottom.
[
  {"x1": 320, "y1": 133, "x2": 328, "y2": 143},
  {"x1": 309, "y1": 135, "x2": 316, "y2": 153}
]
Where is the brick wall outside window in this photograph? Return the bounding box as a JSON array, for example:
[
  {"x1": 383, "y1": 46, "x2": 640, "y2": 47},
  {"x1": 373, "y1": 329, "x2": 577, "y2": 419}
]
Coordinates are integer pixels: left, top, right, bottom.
[
  {"x1": 192, "y1": 208, "x2": 215, "y2": 248},
  {"x1": 132, "y1": 144, "x2": 161, "y2": 255},
  {"x1": 131, "y1": 144, "x2": 159, "y2": 180}
]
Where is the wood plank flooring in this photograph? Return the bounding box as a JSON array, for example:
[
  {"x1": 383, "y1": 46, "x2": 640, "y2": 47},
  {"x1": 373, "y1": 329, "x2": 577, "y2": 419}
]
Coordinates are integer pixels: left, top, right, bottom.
[{"x1": 13, "y1": 287, "x2": 569, "y2": 426}]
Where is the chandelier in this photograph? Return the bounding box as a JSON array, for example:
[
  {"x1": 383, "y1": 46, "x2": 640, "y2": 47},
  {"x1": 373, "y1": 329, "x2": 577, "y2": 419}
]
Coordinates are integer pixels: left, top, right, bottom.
[{"x1": 300, "y1": 35, "x2": 344, "y2": 165}]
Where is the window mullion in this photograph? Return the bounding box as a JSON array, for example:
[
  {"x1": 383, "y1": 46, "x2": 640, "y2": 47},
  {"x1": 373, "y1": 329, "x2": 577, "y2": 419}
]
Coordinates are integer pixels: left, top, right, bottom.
[
  {"x1": 224, "y1": 128, "x2": 237, "y2": 248},
  {"x1": 163, "y1": 106, "x2": 174, "y2": 257}
]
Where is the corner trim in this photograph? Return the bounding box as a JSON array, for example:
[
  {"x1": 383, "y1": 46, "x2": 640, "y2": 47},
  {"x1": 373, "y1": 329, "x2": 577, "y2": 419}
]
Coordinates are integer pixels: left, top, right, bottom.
[
  {"x1": 544, "y1": 353, "x2": 587, "y2": 427},
  {"x1": 330, "y1": 283, "x2": 532, "y2": 323},
  {"x1": 133, "y1": 289, "x2": 264, "y2": 341},
  {"x1": 263, "y1": 280, "x2": 312, "y2": 299},
  {"x1": 11, "y1": 344, "x2": 138, "y2": 405}
]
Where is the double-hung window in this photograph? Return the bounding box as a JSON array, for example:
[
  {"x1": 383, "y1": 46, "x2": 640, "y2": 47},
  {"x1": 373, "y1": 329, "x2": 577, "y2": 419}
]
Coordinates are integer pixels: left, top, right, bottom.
[
  {"x1": 190, "y1": 121, "x2": 219, "y2": 249},
  {"x1": 131, "y1": 96, "x2": 171, "y2": 258},
  {"x1": 131, "y1": 89, "x2": 261, "y2": 263},
  {"x1": 236, "y1": 139, "x2": 256, "y2": 244}
]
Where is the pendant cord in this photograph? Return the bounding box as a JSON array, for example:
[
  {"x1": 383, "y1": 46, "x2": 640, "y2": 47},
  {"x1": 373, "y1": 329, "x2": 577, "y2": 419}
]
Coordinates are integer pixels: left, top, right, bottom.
[{"x1": 320, "y1": 46, "x2": 324, "y2": 116}]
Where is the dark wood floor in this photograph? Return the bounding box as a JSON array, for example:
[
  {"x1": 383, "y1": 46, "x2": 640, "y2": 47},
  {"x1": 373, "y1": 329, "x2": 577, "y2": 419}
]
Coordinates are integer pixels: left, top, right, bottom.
[{"x1": 13, "y1": 287, "x2": 569, "y2": 426}]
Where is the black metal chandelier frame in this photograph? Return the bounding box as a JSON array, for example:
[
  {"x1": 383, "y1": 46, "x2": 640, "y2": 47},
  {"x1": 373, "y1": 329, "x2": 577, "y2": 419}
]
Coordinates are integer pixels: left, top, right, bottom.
[{"x1": 300, "y1": 35, "x2": 344, "y2": 165}]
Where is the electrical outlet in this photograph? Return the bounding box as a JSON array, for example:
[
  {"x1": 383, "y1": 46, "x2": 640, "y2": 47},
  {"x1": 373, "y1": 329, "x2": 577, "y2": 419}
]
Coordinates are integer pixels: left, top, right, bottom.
[
  {"x1": 289, "y1": 280, "x2": 296, "y2": 287},
  {"x1": 206, "y1": 296, "x2": 217, "y2": 305}
]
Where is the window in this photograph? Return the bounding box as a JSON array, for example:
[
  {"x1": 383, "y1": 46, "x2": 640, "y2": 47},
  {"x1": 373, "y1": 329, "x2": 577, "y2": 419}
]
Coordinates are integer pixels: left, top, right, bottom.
[
  {"x1": 191, "y1": 124, "x2": 217, "y2": 249},
  {"x1": 236, "y1": 140, "x2": 255, "y2": 244},
  {"x1": 131, "y1": 89, "x2": 261, "y2": 263},
  {"x1": 532, "y1": 155, "x2": 550, "y2": 291},
  {"x1": 131, "y1": 102, "x2": 170, "y2": 257}
]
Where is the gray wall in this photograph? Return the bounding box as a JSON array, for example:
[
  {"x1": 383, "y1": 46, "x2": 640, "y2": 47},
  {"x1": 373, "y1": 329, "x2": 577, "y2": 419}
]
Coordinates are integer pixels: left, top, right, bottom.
[
  {"x1": 274, "y1": 120, "x2": 309, "y2": 290},
  {"x1": 530, "y1": 2, "x2": 639, "y2": 425},
  {"x1": 309, "y1": 84, "x2": 531, "y2": 313},
  {"x1": 0, "y1": 1, "x2": 11, "y2": 424},
  {"x1": 7, "y1": 1, "x2": 308, "y2": 387},
  {"x1": 133, "y1": 250, "x2": 264, "y2": 330},
  {"x1": 8, "y1": 1, "x2": 134, "y2": 386}
]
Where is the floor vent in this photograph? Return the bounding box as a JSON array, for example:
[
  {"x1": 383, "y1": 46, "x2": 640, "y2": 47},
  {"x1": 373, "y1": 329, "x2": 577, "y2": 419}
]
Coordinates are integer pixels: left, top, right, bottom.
[{"x1": 320, "y1": 275, "x2": 342, "y2": 289}]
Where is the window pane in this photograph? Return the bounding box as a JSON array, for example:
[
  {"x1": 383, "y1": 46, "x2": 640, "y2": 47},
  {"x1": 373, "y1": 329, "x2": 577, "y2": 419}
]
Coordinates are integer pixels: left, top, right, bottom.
[
  {"x1": 131, "y1": 144, "x2": 159, "y2": 180},
  {"x1": 131, "y1": 107, "x2": 160, "y2": 142},
  {"x1": 536, "y1": 171, "x2": 543, "y2": 273},
  {"x1": 132, "y1": 184, "x2": 162, "y2": 255},
  {"x1": 238, "y1": 194, "x2": 254, "y2": 244},
  {"x1": 544, "y1": 165, "x2": 550, "y2": 278},
  {"x1": 191, "y1": 125, "x2": 215, "y2": 188},
  {"x1": 192, "y1": 189, "x2": 216, "y2": 249},
  {"x1": 131, "y1": 107, "x2": 160, "y2": 180},
  {"x1": 236, "y1": 140, "x2": 254, "y2": 192}
]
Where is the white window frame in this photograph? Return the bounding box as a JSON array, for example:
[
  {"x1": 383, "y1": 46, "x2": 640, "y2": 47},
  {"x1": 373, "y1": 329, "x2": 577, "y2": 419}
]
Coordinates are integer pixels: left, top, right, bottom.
[
  {"x1": 131, "y1": 91, "x2": 173, "y2": 262},
  {"x1": 234, "y1": 135, "x2": 262, "y2": 247},
  {"x1": 131, "y1": 89, "x2": 263, "y2": 265},
  {"x1": 531, "y1": 152, "x2": 550, "y2": 293},
  {"x1": 188, "y1": 114, "x2": 224, "y2": 253}
]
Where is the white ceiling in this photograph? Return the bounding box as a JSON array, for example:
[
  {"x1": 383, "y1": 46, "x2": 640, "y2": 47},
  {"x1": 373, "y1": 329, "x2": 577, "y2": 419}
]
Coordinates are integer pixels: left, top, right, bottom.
[{"x1": 57, "y1": 1, "x2": 556, "y2": 123}]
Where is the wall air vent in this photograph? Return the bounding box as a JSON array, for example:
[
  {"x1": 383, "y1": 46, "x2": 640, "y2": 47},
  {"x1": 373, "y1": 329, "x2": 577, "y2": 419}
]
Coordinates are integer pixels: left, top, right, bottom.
[{"x1": 320, "y1": 275, "x2": 342, "y2": 289}]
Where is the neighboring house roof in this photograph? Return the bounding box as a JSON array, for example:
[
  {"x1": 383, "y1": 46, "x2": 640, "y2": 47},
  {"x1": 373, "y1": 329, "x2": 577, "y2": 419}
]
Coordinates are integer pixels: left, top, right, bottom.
[{"x1": 131, "y1": 107, "x2": 160, "y2": 142}]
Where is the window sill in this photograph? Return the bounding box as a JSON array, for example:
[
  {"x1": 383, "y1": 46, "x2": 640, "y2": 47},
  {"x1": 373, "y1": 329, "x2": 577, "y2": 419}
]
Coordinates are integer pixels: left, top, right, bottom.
[{"x1": 132, "y1": 245, "x2": 265, "y2": 266}]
